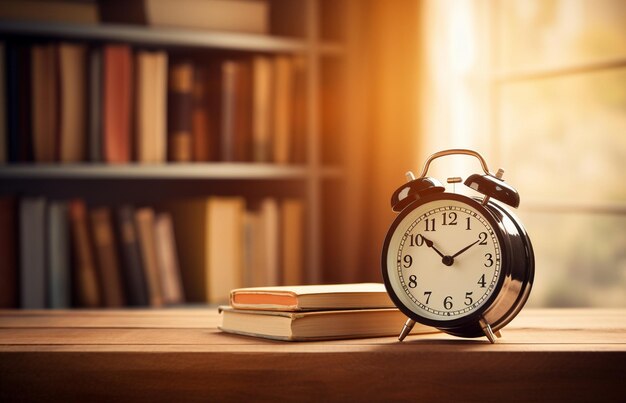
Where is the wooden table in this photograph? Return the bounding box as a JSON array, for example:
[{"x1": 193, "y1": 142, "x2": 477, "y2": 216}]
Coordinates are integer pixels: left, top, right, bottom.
[{"x1": 0, "y1": 308, "x2": 624, "y2": 402}]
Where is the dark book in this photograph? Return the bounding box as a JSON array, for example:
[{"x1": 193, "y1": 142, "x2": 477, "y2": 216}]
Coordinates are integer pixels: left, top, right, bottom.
[
  {"x1": 89, "y1": 207, "x2": 126, "y2": 307},
  {"x1": 31, "y1": 44, "x2": 58, "y2": 162},
  {"x1": 0, "y1": 42, "x2": 6, "y2": 163},
  {"x1": 47, "y1": 200, "x2": 71, "y2": 309},
  {"x1": 19, "y1": 197, "x2": 46, "y2": 308},
  {"x1": 6, "y1": 42, "x2": 33, "y2": 162},
  {"x1": 167, "y1": 61, "x2": 193, "y2": 162},
  {"x1": 103, "y1": 45, "x2": 133, "y2": 163},
  {"x1": 115, "y1": 206, "x2": 149, "y2": 306},
  {"x1": 191, "y1": 67, "x2": 211, "y2": 162},
  {"x1": 88, "y1": 47, "x2": 103, "y2": 162},
  {"x1": 68, "y1": 200, "x2": 101, "y2": 308},
  {"x1": 0, "y1": 197, "x2": 18, "y2": 308}
]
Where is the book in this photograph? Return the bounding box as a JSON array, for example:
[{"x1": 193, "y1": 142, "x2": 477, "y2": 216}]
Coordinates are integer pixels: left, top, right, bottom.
[
  {"x1": 135, "y1": 207, "x2": 164, "y2": 307},
  {"x1": 88, "y1": 48, "x2": 103, "y2": 162},
  {"x1": 0, "y1": 42, "x2": 5, "y2": 163},
  {"x1": 89, "y1": 207, "x2": 126, "y2": 307},
  {"x1": 136, "y1": 50, "x2": 168, "y2": 163},
  {"x1": 68, "y1": 200, "x2": 101, "y2": 308},
  {"x1": 281, "y1": 199, "x2": 304, "y2": 285},
  {"x1": 259, "y1": 198, "x2": 279, "y2": 286},
  {"x1": 19, "y1": 197, "x2": 46, "y2": 309},
  {"x1": 47, "y1": 201, "x2": 71, "y2": 308},
  {"x1": 115, "y1": 206, "x2": 149, "y2": 306},
  {"x1": 99, "y1": 0, "x2": 268, "y2": 34},
  {"x1": 273, "y1": 56, "x2": 293, "y2": 164},
  {"x1": 58, "y1": 43, "x2": 87, "y2": 162},
  {"x1": 169, "y1": 197, "x2": 245, "y2": 303},
  {"x1": 191, "y1": 67, "x2": 211, "y2": 161},
  {"x1": 291, "y1": 56, "x2": 307, "y2": 163},
  {"x1": 6, "y1": 42, "x2": 33, "y2": 162},
  {"x1": 0, "y1": 197, "x2": 18, "y2": 308},
  {"x1": 167, "y1": 61, "x2": 193, "y2": 162},
  {"x1": 251, "y1": 56, "x2": 272, "y2": 162},
  {"x1": 208, "y1": 197, "x2": 245, "y2": 303},
  {"x1": 31, "y1": 44, "x2": 58, "y2": 162},
  {"x1": 230, "y1": 283, "x2": 396, "y2": 311},
  {"x1": 220, "y1": 60, "x2": 251, "y2": 162},
  {"x1": 154, "y1": 212, "x2": 185, "y2": 304},
  {"x1": 218, "y1": 306, "x2": 433, "y2": 341},
  {"x1": 103, "y1": 45, "x2": 133, "y2": 163},
  {"x1": 0, "y1": 0, "x2": 99, "y2": 24}
]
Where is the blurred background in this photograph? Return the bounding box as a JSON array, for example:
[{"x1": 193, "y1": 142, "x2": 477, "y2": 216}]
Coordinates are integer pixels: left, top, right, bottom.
[{"x1": 0, "y1": 0, "x2": 624, "y2": 309}]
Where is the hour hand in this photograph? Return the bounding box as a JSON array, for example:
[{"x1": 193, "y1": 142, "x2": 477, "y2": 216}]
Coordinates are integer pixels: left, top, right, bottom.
[{"x1": 422, "y1": 236, "x2": 446, "y2": 259}]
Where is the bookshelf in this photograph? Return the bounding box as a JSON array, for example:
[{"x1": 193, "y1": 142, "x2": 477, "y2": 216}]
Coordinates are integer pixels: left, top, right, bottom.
[{"x1": 0, "y1": 0, "x2": 354, "y2": 307}]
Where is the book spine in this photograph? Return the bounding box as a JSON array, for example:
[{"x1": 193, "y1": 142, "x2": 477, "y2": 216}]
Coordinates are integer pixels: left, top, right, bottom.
[
  {"x1": 19, "y1": 197, "x2": 46, "y2": 308},
  {"x1": 69, "y1": 200, "x2": 101, "y2": 308},
  {"x1": 135, "y1": 207, "x2": 164, "y2": 307},
  {"x1": 0, "y1": 197, "x2": 18, "y2": 308},
  {"x1": 58, "y1": 43, "x2": 87, "y2": 163},
  {"x1": 7, "y1": 43, "x2": 33, "y2": 162},
  {"x1": 115, "y1": 206, "x2": 149, "y2": 306},
  {"x1": 48, "y1": 201, "x2": 71, "y2": 308},
  {"x1": 167, "y1": 61, "x2": 194, "y2": 162},
  {"x1": 31, "y1": 44, "x2": 58, "y2": 163},
  {"x1": 103, "y1": 45, "x2": 132, "y2": 163},
  {"x1": 88, "y1": 47, "x2": 103, "y2": 162},
  {"x1": 191, "y1": 67, "x2": 211, "y2": 162}
]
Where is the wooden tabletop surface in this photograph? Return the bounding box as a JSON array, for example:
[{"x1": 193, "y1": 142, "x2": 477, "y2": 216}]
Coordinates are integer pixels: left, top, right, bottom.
[{"x1": 0, "y1": 308, "x2": 624, "y2": 401}]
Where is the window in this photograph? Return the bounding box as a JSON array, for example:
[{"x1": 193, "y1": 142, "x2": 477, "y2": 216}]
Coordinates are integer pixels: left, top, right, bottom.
[{"x1": 421, "y1": 0, "x2": 626, "y2": 307}]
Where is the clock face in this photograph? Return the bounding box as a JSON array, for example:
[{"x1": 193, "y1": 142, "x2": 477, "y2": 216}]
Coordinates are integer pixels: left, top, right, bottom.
[{"x1": 384, "y1": 197, "x2": 502, "y2": 322}]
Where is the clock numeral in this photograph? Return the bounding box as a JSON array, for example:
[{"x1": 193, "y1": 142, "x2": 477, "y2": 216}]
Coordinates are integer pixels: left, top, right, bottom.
[
  {"x1": 484, "y1": 253, "x2": 494, "y2": 267},
  {"x1": 403, "y1": 255, "x2": 413, "y2": 268},
  {"x1": 464, "y1": 292, "x2": 474, "y2": 306},
  {"x1": 441, "y1": 212, "x2": 457, "y2": 226},
  {"x1": 478, "y1": 232, "x2": 488, "y2": 245},
  {"x1": 478, "y1": 274, "x2": 486, "y2": 288},
  {"x1": 409, "y1": 234, "x2": 424, "y2": 247},
  {"x1": 408, "y1": 275, "x2": 417, "y2": 288},
  {"x1": 443, "y1": 296, "x2": 453, "y2": 310},
  {"x1": 424, "y1": 218, "x2": 436, "y2": 232},
  {"x1": 466, "y1": 217, "x2": 472, "y2": 230},
  {"x1": 423, "y1": 291, "x2": 432, "y2": 304}
]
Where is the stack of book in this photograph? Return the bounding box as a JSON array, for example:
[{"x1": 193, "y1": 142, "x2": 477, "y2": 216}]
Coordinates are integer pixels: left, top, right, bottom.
[{"x1": 218, "y1": 283, "x2": 436, "y2": 341}]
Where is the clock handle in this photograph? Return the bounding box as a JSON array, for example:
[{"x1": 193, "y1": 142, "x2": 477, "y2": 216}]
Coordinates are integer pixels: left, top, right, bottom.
[{"x1": 418, "y1": 149, "x2": 492, "y2": 178}]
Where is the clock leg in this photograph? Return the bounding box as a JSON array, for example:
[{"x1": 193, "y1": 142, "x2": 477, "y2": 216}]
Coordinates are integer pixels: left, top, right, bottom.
[
  {"x1": 479, "y1": 317, "x2": 501, "y2": 344},
  {"x1": 398, "y1": 318, "x2": 416, "y2": 341}
]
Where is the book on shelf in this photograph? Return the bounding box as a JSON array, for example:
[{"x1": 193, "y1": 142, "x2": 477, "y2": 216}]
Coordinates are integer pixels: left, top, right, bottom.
[
  {"x1": 154, "y1": 212, "x2": 185, "y2": 304},
  {"x1": 219, "y1": 60, "x2": 252, "y2": 162},
  {"x1": 273, "y1": 55, "x2": 293, "y2": 164},
  {"x1": 135, "y1": 207, "x2": 164, "y2": 307},
  {"x1": 89, "y1": 207, "x2": 126, "y2": 307},
  {"x1": 59, "y1": 43, "x2": 87, "y2": 163},
  {"x1": 69, "y1": 199, "x2": 102, "y2": 308},
  {"x1": 19, "y1": 197, "x2": 46, "y2": 309},
  {"x1": 0, "y1": 42, "x2": 5, "y2": 163},
  {"x1": 0, "y1": 0, "x2": 99, "y2": 24},
  {"x1": 167, "y1": 61, "x2": 193, "y2": 162},
  {"x1": 0, "y1": 197, "x2": 18, "y2": 308},
  {"x1": 251, "y1": 56, "x2": 272, "y2": 162},
  {"x1": 136, "y1": 50, "x2": 168, "y2": 163},
  {"x1": 218, "y1": 306, "x2": 435, "y2": 341},
  {"x1": 191, "y1": 66, "x2": 212, "y2": 162},
  {"x1": 281, "y1": 199, "x2": 304, "y2": 285},
  {"x1": 115, "y1": 205, "x2": 150, "y2": 306},
  {"x1": 6, "y1": 42, "x2": 32, "y2": 162},
  {"x1": 88, "y1": 48, "x2": 103, "y2": 162},
  {"x1": 168, "y1": 196, "x2": 246, "y2": 304},
  {"x1": 31, "y1": 44, "x2": 58, "y2": 163},
  {"x1": 230, "y1": 283, "x2": 396, "y2": 311},
  {"x1": 47, "y1": 200, "x2": 71, "y2": 309},
  {"x1": 103, "y1": 45, "x2": 133, "y2": 163},
  {"x1": 99, "y1": 0, "x2": 268, "y2": 34}
]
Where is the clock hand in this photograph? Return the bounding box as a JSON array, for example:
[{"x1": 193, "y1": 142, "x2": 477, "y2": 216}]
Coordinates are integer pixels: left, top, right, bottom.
[
  {"x1": 451, "y1": 239, "x2": 481, "y2": 259},
  {"x1": 422, "y1": 236, "x2": 445, "y2": 258},
  {"x1": 421, "y1": 236, "x2": 454, "y2": 266}
]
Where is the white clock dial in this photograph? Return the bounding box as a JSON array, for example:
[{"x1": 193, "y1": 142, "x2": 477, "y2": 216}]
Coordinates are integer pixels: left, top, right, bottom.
[{"x1": 386, "y1": 199, "x2": 501, "y2": 321}]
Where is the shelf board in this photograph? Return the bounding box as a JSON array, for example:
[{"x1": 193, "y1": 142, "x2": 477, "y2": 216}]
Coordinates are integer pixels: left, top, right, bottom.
[
  {"x1": 0, "y1": 20, "x2": 344, "y2": 54},
  {"x1": 0, "y1": 163, "x2": 323, "y2": 180}
]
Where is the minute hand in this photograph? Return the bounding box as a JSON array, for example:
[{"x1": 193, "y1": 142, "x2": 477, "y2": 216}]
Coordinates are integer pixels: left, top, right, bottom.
[{"x1": 451, "y1": 239, "x2": 480, "y2": 259}]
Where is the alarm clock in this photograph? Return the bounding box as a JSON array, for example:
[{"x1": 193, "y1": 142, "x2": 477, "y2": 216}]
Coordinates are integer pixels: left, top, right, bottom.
[{"x1": 381, "y1": 149, "x2": 534, "y2": 343}]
